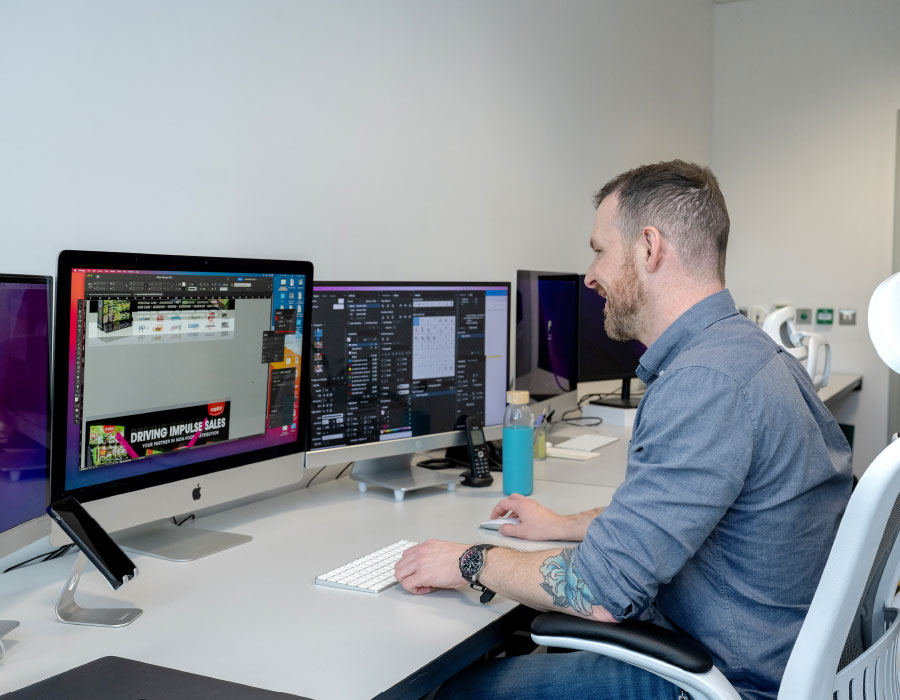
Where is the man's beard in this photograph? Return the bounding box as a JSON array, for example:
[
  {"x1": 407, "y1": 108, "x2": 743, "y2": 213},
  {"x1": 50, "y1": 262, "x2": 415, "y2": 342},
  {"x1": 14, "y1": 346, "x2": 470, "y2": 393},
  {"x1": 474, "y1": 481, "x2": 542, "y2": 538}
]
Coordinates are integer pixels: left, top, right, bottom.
[{"x1": 602, "y1": 256, "x2": 647, "y2": 342}]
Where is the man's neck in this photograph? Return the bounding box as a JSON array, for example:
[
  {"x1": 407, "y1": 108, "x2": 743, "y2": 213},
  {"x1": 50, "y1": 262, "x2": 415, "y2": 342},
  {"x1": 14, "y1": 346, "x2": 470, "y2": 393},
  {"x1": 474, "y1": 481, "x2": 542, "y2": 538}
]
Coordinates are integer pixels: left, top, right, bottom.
[{"x1": 640, "y1": 281, "x2": 725, "y2": 347}]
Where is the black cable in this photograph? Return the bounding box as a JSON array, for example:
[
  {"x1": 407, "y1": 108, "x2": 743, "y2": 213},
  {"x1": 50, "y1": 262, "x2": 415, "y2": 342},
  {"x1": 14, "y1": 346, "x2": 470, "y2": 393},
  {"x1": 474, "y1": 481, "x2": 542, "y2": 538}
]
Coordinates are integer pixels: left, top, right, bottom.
[
  {"x1": 562, "y1": 416, "x2": 604, "y2": 427},
  {"x1": 172, "y1": 514, "x2": 195, "y2": 527},
  {"x1": 418, "y1": 457, "x2": 469, "y2": 470},
  {"x1": 44, "y1": 544, "x2": 73, "y2": 561},
  {"x1": 3, "y1": 544, "x2": 72, "y2": 573},
  {"x1": 304, "y1": 466, "x2": 328, "y2": 488},
  {"x1": 335, "y1": 462, "x2": 354, "y2": 480}
]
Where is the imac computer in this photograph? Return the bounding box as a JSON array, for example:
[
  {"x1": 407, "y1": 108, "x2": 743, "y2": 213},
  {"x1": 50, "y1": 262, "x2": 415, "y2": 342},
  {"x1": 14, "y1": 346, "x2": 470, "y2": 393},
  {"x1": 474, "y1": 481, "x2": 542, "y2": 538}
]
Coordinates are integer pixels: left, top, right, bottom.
[
  {"x1": 0, "y1": 275, "x2": 52, "y2": 638},
  {"x1": 306, "y1": 282, "x2": 510, "y2": 499},
  {"x1": 50, "y1": 251, "x2": 313, "y2": 560},
  {"x1": 515, "y1": 271, "x2": 579, "y2": 400},
  {"x1": 578, "y1": 275, "x2": 646, "y2": 408}
]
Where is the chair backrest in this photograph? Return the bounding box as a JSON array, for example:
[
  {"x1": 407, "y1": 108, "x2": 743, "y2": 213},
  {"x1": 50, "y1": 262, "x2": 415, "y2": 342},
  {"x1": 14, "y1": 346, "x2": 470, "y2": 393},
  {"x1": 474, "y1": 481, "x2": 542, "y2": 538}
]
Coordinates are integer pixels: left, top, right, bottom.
[{"x1": 779, "y1": 438, "x2": 900, "y2": 699}]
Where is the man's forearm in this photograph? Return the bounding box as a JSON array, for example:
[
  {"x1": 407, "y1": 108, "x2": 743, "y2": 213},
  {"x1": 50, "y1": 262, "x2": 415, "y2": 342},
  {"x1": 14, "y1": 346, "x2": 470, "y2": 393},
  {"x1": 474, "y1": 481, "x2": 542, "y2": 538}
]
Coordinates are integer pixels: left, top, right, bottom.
[
  {"x1": 563, "y1": 507, "x2": 605, "y2": 541},
  {"x1": 478, "y1": 546, "x2": 616, "y2": 623}
]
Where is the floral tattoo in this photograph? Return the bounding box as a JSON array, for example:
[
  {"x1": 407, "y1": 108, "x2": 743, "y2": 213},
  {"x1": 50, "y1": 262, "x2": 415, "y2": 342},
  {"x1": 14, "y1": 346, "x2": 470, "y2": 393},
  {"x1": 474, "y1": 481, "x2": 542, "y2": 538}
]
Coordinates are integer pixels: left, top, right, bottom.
[{"x1": 539, "y1": 548, "x2": 598, "y2": 617}]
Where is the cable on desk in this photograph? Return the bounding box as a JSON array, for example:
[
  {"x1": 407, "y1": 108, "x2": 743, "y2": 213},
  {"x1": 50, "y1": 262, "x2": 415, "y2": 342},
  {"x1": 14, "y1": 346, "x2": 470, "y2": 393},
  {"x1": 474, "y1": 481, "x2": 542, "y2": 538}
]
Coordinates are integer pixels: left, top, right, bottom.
[
  {"x1": 304, "y1": 466, "x2": 328, "y2": 488},
  {"x1": 558, "y1": 395, "x2": 605, "y2": 427},
  {"x1": 172, "y1": 514, "x2": 195, "y2": 527},
  {"x1": 335, "y1": 462, "x2": 354, "y2": 480},
  {"x1": 417, "y1": 457, "x2": 469, "y2": 470},
  {"x1": 2, "y1": 544, "x2": 73, "y2": 574}
]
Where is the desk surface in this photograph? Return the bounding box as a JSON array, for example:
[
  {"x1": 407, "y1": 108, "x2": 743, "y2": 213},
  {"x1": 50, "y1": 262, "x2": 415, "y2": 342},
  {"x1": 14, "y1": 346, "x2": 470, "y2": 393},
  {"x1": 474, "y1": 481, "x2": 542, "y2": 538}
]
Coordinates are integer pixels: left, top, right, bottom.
[{"x1": 0, "y1": 476, "x2": 615, "y2": 700}]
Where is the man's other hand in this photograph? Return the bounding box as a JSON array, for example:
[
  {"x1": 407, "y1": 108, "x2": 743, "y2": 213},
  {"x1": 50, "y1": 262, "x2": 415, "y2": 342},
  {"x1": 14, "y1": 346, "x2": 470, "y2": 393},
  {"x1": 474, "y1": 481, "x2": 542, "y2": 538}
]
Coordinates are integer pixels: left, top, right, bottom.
[{"x1": 394, "y1": 539, "x2": 469, "y2": 594}]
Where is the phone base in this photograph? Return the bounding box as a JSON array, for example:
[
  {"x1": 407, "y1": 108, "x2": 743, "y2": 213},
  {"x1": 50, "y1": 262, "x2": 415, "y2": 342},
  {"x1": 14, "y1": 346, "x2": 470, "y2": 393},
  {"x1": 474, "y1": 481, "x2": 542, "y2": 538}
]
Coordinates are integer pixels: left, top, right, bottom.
[{"x1": 56, "y1": 553, "x2": 142, "y2": 628}]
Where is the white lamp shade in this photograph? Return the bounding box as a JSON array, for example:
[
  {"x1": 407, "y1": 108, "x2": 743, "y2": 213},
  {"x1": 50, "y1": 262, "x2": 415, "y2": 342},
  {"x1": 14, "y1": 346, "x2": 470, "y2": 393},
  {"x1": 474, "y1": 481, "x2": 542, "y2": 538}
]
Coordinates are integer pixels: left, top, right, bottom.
[{"x1": 868, "y1": 271, "x2": 900, "y2": 374}]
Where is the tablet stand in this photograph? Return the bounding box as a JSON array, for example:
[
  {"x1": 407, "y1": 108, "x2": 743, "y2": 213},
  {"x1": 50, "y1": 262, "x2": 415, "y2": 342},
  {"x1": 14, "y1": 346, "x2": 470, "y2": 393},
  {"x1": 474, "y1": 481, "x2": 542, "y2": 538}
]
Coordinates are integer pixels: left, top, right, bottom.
[{"x1": 56, "y1": 552, "x2": 142, "y2": 627}]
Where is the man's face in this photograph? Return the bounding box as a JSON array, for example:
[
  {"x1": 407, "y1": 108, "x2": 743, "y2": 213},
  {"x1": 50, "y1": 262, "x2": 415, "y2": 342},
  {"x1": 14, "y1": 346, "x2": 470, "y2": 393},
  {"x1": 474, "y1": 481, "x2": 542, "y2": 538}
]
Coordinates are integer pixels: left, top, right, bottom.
[{"x1": 584, "y1": 194, "x2": 648, "y2": 342}]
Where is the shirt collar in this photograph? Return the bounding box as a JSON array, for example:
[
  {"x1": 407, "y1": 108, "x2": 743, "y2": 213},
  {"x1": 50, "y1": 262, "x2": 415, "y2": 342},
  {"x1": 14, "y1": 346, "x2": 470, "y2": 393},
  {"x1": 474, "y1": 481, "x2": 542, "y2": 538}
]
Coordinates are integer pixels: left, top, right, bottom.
[{"x1": 636, "y1": 289, "x2": 740, "y2": 385}]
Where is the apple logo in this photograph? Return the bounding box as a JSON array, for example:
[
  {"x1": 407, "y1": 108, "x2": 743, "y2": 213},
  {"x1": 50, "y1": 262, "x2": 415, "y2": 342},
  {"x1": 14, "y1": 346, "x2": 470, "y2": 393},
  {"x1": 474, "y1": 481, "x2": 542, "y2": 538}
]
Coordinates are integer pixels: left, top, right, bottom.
[{"x1": 192, "y1": 483, "x2": 202, "y2": 501}]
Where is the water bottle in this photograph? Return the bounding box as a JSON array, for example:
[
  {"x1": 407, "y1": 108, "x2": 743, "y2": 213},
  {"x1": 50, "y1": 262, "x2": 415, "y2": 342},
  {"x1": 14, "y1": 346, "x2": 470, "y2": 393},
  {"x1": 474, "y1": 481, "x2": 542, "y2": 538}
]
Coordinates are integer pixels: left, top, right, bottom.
[{"x1": 502, "y1": 390, "x2": 534, "y2": 496}]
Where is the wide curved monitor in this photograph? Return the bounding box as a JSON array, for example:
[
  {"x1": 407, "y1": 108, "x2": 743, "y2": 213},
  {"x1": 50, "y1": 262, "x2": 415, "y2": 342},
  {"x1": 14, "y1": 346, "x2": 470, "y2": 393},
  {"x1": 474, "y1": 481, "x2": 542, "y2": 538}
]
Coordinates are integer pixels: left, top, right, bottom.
[
  {"x1": 306, "y1": 282, "x2": 510, "y2": 485},
  {"x1": 0, "y1": 275, "x2": 52, "y2": 560},
  {"x1": 51, "y1": 251, "x2": 313, "y2": 559}
]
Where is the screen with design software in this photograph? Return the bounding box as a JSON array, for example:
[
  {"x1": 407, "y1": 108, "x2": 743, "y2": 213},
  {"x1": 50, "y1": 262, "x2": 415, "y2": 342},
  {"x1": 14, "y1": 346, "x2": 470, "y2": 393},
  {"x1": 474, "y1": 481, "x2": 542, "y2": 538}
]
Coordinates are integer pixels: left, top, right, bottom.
[
  {"x1": 52, "y1": 251, "x2": 313, "y2": 502},
  {"x1": 309, "y1": 283, "x2": 509, "y2": 450}
]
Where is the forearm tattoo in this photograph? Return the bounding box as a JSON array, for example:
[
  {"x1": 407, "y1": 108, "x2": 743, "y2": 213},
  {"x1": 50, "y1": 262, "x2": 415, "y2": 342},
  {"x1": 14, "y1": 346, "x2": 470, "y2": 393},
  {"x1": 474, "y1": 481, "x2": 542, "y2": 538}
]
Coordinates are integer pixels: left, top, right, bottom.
[{"x1": 539, "y1": 548, "x2": 598, "y2": 616}]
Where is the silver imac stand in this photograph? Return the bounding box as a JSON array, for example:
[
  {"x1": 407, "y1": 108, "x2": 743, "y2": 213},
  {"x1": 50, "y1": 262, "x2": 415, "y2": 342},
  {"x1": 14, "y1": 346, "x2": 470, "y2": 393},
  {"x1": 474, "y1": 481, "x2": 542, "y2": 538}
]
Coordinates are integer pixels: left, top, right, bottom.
[
  {"x1": 351, "y1": 455, "x2": 463, "y2": 501},
  {"x1": 113, "y1": 519, "x2": 252, "y2": 562},
  {"x1": 56, "y1": 552, "x2": 142, "y2": 627}
]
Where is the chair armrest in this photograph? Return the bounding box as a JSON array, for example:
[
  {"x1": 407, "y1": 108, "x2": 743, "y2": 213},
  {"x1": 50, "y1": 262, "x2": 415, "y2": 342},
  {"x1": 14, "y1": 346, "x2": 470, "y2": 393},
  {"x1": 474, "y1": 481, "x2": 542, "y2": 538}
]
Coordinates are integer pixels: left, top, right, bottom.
[{"x1": 530, "y1": 612, "x2": 713, "y2": 673}]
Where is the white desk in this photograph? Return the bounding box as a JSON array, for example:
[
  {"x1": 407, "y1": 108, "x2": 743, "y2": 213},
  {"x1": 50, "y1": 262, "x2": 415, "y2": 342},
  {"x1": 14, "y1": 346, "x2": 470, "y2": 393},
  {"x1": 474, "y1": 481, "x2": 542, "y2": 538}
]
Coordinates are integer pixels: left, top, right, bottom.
[
  {"x1": 533, "y1": 423, "x2": 630, "y2": 488},
  {"x1": 818, "y1": 373, "x2": 862, "y2": 408},
  {"x1": 0, "y1": 476, "x2": 615, "y2": 699}
]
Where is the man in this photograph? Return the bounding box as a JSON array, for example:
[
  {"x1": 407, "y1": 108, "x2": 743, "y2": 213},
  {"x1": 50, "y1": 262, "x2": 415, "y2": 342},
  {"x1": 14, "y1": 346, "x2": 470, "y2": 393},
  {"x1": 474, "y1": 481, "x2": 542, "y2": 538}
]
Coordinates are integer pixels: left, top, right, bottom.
[{"x1": 394, "y1": 160, "x2": 852, "y2": 699}]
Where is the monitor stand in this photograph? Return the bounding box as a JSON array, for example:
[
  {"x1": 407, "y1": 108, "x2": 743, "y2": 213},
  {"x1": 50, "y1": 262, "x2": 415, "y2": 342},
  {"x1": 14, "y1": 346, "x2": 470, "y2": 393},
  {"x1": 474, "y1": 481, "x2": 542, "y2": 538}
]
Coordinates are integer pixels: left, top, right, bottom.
[
  {"x1": 56, "y1": 552, "x2": 142, "y2": 628},
  {"x1": 589, "y1": 377, "x2": 642, "y2": 409},
  {"x1": 113, "y1": 519, "x2": 252, "y2": 562},
  {"x1": 351, "y1": 456, "x2": 463, "y2": 501}
]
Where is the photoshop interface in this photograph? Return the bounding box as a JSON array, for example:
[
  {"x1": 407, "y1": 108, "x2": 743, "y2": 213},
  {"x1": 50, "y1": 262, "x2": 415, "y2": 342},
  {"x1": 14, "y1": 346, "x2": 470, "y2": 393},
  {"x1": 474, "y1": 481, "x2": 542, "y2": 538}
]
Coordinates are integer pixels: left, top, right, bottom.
[
  {"x1": 310, "y1": 285, "x2": 508, "y2": 450},
  {"x1": 71, "y1": 270, "x2": 304, "y2": 478}
]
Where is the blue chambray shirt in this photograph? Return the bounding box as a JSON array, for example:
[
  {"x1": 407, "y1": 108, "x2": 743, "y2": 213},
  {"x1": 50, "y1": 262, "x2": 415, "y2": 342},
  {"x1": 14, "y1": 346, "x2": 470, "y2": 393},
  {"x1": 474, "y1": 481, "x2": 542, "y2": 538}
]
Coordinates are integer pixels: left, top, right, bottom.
[{"x1": 575, "y1": 290, "x2": 852, "y2": 700}]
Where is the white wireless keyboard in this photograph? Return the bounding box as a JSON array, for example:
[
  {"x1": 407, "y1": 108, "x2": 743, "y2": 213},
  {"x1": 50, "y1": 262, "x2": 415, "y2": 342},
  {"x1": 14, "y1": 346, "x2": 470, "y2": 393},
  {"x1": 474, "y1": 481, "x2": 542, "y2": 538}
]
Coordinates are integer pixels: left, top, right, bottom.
[
  {"x1": 315, "y1": 540, "x2": 417, "y2": 593},
  {"x1": 553, "y1": 434, "x2": 618, "y2": 452}
]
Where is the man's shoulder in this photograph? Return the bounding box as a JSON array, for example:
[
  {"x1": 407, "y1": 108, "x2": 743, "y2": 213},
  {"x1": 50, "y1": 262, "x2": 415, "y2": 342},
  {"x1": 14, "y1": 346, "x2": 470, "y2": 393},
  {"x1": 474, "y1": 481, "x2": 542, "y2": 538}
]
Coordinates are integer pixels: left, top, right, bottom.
[{"x1": 665, "y1": 314, "x2": 778, "y2": 387}]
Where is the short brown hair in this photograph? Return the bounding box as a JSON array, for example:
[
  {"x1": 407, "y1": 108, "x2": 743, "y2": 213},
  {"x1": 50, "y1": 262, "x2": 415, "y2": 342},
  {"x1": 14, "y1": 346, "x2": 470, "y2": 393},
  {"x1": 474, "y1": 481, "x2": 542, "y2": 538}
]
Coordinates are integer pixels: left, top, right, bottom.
[{"x1": 594, "y1": 160, "x2": 729, "y2": 283}]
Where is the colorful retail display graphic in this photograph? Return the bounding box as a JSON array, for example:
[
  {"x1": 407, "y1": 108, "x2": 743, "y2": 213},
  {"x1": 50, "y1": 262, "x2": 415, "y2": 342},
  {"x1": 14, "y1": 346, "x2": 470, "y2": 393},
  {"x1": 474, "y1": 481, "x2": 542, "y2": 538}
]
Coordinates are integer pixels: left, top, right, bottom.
[{"x1": 85, "y1": 402, "x2": 232, "y2": 470}]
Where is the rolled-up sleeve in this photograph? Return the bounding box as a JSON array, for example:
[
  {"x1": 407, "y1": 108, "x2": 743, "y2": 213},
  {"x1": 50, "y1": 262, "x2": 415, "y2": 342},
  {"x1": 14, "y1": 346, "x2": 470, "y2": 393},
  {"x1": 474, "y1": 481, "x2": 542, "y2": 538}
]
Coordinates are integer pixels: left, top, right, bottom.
[{"x1": 575, "y1": 366, "x2": 754, "y2": 619}]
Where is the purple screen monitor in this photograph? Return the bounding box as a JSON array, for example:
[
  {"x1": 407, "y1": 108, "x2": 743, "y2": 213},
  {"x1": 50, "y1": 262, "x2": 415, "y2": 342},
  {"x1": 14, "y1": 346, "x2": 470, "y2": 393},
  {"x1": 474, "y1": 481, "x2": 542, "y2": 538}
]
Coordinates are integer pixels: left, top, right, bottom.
[
  {"x1": 578, "y1": 275, "x2": 646, "y2": 407},
  {"x1": 0, "y1": 275, "x2": 52, "y2": 537}
]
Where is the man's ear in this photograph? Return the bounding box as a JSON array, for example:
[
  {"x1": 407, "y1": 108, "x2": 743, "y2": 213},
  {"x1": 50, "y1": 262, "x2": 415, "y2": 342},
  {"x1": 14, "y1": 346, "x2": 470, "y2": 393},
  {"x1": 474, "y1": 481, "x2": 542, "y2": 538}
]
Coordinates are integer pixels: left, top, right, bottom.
[{"x1": 641, "y1": 226, "x2": 664, "y2": 273}]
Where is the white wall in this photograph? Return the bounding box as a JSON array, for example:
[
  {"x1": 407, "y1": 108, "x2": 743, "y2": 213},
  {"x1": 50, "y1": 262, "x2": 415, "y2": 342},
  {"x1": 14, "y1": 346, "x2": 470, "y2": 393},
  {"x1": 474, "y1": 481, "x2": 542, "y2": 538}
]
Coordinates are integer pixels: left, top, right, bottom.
[
  {"x1": 0, "y1": 0, "x2": 714, "y2": 288},
  {"x1": 713, "y1": 0, "x2": 900, "y2": 473}
]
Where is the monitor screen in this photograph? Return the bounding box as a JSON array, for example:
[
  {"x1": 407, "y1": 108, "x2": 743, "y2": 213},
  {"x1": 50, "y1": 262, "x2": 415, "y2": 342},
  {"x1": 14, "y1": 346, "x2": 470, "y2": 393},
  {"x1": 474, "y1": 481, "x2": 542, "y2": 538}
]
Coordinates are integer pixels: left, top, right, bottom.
[
  {"x1": 578, "y1": 275, "x2": 645, "y2": 382},
  {"x1": 515, "y1": 271, "x2": 579, "y2": 400},
  {"x1": 51, "y1": 251, "x2": 313, "y2": 506},
  {"x1": 0, "y1": 274, "x2": 52, "y2": 556},
  {"x1": 309, "y1": 283, "x2": 510, "y2": 452}
]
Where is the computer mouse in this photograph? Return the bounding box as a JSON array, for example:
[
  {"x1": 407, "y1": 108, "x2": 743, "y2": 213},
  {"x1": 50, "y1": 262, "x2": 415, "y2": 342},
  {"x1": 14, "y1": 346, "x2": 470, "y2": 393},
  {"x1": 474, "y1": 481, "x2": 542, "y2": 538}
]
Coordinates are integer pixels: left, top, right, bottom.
[{"x1": 479, "y1": 517, "x2": 520, "y2": 531}]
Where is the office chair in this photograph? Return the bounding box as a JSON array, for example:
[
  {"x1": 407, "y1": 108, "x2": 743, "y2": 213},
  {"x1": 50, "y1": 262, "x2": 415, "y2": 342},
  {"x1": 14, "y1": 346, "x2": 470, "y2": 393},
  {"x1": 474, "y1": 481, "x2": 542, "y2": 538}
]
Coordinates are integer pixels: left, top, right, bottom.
[
  {"x1": 530, "y1": 276, "x2": 900, "y2": 700},
  {"x1": 761, "y1": 306, "x2": 831, "y2": 389}
]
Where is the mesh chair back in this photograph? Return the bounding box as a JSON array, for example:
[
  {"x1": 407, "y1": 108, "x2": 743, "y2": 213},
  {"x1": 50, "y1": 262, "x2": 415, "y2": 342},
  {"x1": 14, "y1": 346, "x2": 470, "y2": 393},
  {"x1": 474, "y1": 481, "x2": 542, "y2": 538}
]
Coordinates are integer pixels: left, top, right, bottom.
[{"x1": 779, "y1": 439, "x2": 900, "y2": 699}]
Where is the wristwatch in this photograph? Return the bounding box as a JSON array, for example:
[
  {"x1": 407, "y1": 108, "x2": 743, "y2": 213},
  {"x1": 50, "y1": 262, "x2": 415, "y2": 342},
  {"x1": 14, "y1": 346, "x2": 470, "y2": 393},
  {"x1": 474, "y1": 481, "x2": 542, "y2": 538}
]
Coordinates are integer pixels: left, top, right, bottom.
[{"x1": 459, "y1": 544, "x2": 497, "y2": 603}]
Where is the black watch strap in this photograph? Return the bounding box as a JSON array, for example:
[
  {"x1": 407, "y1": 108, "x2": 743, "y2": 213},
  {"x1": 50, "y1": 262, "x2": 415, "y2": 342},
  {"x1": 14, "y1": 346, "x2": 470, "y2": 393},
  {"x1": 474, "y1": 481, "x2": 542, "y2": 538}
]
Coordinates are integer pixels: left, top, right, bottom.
[{"x1": 459, "y1": 544, "x2": 497, "y2": 604}]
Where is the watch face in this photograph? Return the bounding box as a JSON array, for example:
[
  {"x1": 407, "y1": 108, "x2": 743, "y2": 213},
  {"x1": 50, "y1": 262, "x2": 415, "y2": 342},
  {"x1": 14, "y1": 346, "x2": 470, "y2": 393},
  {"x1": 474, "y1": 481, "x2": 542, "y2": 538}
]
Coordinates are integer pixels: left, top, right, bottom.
[{"x1": 460, "y1": 547, "x2": 485, "y2": 582}]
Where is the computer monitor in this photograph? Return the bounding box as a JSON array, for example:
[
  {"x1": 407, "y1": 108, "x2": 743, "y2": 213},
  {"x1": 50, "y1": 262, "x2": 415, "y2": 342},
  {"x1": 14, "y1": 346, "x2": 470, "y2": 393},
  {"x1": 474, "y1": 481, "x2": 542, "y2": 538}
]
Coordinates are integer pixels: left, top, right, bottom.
[
  {"x1": 305, "y1": 282, "x2": 510, "y2": 493},
  {"x1": 50, "y1": 251, "x2": 313, "y2": 560},
  {"x1": 578, "y1": 275, "x2": 646, "y2": 408},
  {"x1": 515, "y1": 271, "x2": 579, "y2": 400},
  {"x1": 0, "y1": 274, "x2": 52, "y2": 560}
]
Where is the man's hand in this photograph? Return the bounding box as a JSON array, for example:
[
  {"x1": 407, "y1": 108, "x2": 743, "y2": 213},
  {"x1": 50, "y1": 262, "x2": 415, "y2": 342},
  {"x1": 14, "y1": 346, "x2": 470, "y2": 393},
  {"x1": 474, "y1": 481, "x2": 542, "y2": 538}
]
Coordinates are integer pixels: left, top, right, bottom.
[
  {"x1": 394, "y1": 539, "x2": 469, "y2": 594},
  {"x1": 490, "y1": 493, "x2": 602, "y2": 541}
]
